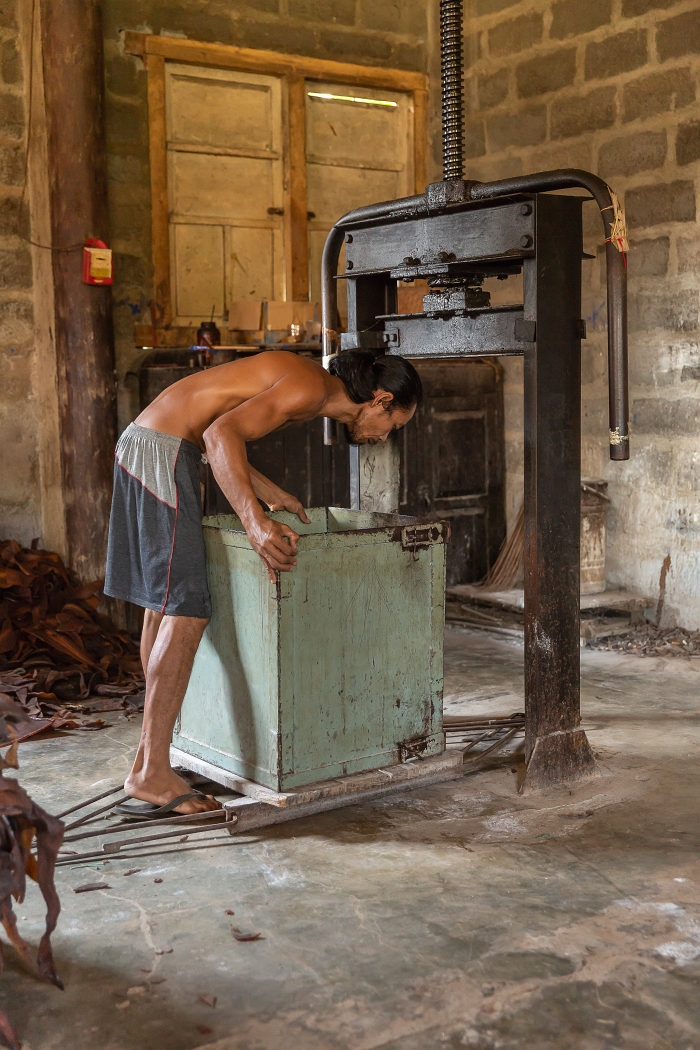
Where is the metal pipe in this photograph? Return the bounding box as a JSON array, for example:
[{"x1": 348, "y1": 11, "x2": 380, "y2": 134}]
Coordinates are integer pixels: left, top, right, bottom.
[
  {"x1": 63, "y1": 796, "x2": 128, "y2": 831},
  {"x1": 321, "y1": 225, "x2": 345, "y2": 445},
  {"x1": 63, "y1": 807, "x2": 228, "y2": 843},
  {"x1": 440, "y1": 0, "x2": 464, "y2": 180},
  {"x1": 321, "y1": 195, "x2": 428, "y2": 442},
  {"x1": 325, "y1": 194, "x2": 428, "y2": 232},
  {"x1": 56, "y1": 782, "x2": 125, "y2": 820}
]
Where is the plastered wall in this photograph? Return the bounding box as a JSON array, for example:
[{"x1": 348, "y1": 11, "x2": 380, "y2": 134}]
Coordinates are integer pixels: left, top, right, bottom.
[
  {"x1": 463, "y1": 0, "x2": 700, "y2": 628},
  {"x1": 0, "y1": 0, "x2": 41, "y2": 548}
]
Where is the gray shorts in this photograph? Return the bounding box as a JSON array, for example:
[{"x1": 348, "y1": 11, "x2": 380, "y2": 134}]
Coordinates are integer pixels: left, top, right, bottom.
[{"x1": 104, "y1": 423, "x2": 212, "y2": 618}]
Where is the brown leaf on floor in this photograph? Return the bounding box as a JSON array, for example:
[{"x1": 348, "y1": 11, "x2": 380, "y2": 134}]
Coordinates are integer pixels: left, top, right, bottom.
[
  {"x1": 588, "y1": 620, "x2": 700, "y2": 657},
  {"x1": 71, "y1": 697, "x2": 126, "y2": 713},
  {"x1": 0, "y1": 762, "x2": 65, "y2": 1016},
  {"x1": 73, "y1": 882, "x2": 110, "y2": 893},
  {"x1": 155, "y1": 946, "x2": 173, "y2": 955},
  {"x1": 196, "y1": 1025, "x2": 214, "y2": 1035},
  {"x1": 94, "y1": 683, "x2": 133, "y2": 697},
  {"x1": 198, "y1": 994, "x2": 217, "y2": 1008},
  {"x1": 231, "y1": 926, "x2": 263, "y2": 942},
  {"x1": 123, "y1": 868, "x2": 141, "y2": 876},
  {"x1": 0, "y1": 696, "x2": 32, "y2": 748},
  {"x1": 0, "y1": 731, "x2": 18, "y2": 772},
  {"x1": 0, "y1": 621, "x2": 16, "y2": 656},
  {"x1": 154, "y1": 877, "x2": 163, "y2": 884},
  {"x1": 225, "y1": 909, "x2": 234, "y2": 915},
  {"x1": 0, "y1": 1006, "x2": 20, "y2": 1050}
]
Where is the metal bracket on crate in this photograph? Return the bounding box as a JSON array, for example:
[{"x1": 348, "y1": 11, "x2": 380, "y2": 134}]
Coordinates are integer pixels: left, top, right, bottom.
[
  {"x1": 396, "y1": 523, "x2": 446, "y2": 559},
  {"x1": 398, "y1": 735, "x2": 432, "y2": 761}
]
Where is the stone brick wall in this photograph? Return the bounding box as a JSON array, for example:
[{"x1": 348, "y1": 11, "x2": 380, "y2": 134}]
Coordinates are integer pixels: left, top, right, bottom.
[
  {"x1": 0, "y1": 0, "x2": 40, "y2": 546},
  {"x1": 464, "y1": 0, "x2": 700, "y2": 628},
  {"x1": 101, "y1": 0, "x2": 434, "y2": 388}
]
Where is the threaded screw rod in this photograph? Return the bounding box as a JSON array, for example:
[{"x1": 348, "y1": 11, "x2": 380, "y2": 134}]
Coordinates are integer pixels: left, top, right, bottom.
[{"x1": 440, "y1": 0, "x2": 464, "y2": 180}]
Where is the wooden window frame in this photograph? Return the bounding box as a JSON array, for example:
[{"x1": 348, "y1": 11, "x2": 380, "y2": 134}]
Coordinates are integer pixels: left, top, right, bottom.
[{"x1": 124, "y1": 33, "x2": 428, "y2": 333}]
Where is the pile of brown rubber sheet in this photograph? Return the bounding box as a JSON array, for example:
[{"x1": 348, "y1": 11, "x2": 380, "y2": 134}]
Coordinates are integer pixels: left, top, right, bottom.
[{"x1": 0, "y1": 539, "x2": 144, "y2": 740}]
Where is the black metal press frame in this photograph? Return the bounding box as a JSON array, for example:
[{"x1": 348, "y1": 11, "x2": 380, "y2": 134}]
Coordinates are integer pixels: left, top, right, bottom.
[{"x1": 320, "y1": 0, "x2": 629, "y2": 790}]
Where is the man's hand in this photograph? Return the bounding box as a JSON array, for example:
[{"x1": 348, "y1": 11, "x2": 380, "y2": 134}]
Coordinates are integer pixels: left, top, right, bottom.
[
  {"x1": 266, "y1": 490, "x2": 312, "y2": 525},
  {"x1": 245, "y1": 516, "x2": 301, "y2": 583}
]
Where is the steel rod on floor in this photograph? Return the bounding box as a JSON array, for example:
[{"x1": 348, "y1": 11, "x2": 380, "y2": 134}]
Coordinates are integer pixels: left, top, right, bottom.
[
  {"x1": 457, "y1": 727, "x2": 502, "y2": 756},
  {"x1": 463, "y1": 726, "x2": 521, "y2": 760},
  {"x1": 63, "y1": 807, "x2": 229, "y2": 843},
  {"x1": 57, "y1": 821, "x2": 235, "y2": 863},
  {"x1": 56, "y1": 783, "x2": 125, "y2": 820},
  {"x1": 63, "y1": 796, "x2": 129, "y2": 831},
  {"x1": 100, "y1": 819, "x2": 235, "y2": 853}
]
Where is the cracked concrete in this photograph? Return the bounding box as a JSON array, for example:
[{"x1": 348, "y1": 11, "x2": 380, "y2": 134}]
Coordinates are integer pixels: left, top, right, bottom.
[{"x1": 2, "y1": 625, "x2": 700, "y2": 1049}]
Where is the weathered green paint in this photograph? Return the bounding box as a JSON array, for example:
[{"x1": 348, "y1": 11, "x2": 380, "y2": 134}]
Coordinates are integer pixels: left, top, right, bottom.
[{"x1": 172, "y1": 508, "x2": 446, "y2": 790}]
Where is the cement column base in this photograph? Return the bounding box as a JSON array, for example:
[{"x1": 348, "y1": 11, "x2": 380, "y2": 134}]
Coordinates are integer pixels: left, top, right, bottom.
[{"x1": 520, "y1": 728, "x2": 597, "y2": 793}]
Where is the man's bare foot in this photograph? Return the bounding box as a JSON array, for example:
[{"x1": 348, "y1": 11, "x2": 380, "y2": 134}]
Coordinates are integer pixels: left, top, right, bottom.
[{"x1": 124, "y1": 768, "x2": 221, "y2": 814}]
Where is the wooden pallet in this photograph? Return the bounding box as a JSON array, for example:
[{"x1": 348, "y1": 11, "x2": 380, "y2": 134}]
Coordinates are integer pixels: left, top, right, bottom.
[{"x1": 171, "y1": 746, "x2": 466, "y2": 830}]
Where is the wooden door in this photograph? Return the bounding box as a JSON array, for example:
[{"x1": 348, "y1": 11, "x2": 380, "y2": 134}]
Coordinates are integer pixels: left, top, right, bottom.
[
  {"x1": 165, "y1": 64, "x2": 285, "y2": 325},
  {"x1": 305, "y1": 82, "x2": 414, "y2": 315},
  {"x1": 399, "y1": 360, "x2": 505, "y2": 586}
]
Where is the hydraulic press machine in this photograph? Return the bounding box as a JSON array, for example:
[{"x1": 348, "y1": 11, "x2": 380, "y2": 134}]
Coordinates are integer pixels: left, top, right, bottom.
[{"x1": 321, "y1": 0, "x2": 630, "y2": 791}]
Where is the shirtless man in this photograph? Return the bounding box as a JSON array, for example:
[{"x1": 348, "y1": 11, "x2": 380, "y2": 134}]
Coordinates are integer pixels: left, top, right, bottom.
[{"x1": 104, "y1": 349, "x2": 422, "y2": 818}]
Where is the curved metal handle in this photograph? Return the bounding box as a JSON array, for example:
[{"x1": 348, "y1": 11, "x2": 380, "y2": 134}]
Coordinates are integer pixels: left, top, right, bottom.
[
  {"x1": 320, "y1": 169, "x2": 629, "y2": 461},
  {"x1": 321, "y1": 226, "x2": 345, "y2": 446},
  {"x1": 470, "y1": 169, "x2": 628, "y2": 462}
]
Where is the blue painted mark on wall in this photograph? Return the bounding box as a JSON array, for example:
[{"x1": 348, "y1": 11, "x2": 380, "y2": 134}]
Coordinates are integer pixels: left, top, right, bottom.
[{"x1": 586, "y1": 301, "x2": 607, "y2": 332}]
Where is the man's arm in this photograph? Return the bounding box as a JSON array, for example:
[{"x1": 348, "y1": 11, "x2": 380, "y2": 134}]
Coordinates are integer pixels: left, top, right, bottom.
[
  {"x1": 248, "y1": 465, "x2": 310, "y2": 522},
  {"x1": 202, "y1": 377, "x2": 322, "y2": 579}
]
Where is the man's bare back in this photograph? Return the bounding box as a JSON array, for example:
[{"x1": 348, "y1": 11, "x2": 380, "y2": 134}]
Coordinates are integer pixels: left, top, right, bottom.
[{"x1": 137, "y1": 352, "x2": 329, "y2": 450}]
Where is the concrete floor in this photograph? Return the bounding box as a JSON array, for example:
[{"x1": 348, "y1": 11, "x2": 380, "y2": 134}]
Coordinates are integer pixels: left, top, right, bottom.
[{"x1": 3, "y1": 625, "x2": 700, "y2": 1050}]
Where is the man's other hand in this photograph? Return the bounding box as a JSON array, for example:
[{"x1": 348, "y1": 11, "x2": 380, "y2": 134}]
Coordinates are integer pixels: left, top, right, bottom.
[
  {"x1": 246, "y1": 516, "x2": 301, "y2": 582},
  {"x1": 267, "y1": 490, "x2": 312, "y2": 525}
]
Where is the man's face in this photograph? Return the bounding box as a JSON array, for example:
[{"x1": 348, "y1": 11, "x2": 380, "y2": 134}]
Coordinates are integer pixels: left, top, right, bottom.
[{"x1": 345, "y1": 398, "x2": 416, "y2": 445}]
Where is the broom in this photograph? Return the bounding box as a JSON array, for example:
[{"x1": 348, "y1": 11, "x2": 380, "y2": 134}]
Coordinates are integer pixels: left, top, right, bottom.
[{"x1": 479, "y1": 501, "x2": 524, "y2": 592}]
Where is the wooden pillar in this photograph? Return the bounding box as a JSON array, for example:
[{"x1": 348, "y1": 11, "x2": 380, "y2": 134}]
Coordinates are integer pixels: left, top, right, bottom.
[
  {"x1": 40, "y1": 0, "x2": 115, "y2": 581},
  {"x1": 520, "y1": 193, "x2": 596, "y2": 791},
  {"x1": 285, "y1": 74, "x2": 309, "y2": 302}
]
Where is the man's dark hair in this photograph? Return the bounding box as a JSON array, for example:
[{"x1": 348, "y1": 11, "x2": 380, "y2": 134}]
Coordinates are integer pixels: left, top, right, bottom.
[{"x1": 329, "y1": 351, "x2": 422, "y2": 410}]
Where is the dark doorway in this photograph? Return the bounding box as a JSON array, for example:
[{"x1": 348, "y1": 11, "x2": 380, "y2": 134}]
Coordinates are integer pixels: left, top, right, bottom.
[
  {"x1": 206, "y1": 416, "x2": 350, "y2": 515},
  {"x1": 399, "y1": 359, "x2": 505, "y2": 587}
]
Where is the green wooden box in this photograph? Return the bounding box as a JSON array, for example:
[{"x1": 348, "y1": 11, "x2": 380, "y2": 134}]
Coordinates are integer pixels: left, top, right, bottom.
[{"x1": 172, "y1": 508, "x2": 446, "y2": 791}]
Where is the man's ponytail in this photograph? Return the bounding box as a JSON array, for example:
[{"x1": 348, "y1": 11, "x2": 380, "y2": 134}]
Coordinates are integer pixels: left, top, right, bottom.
[{"x1": 328, "y1": 351, "x2": 422, "y2": 409}]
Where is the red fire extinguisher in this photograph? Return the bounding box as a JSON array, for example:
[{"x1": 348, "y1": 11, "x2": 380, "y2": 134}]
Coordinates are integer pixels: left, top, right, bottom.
[{"x1": 82, "y1": 238, "x2": 113, "y2": 286}]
